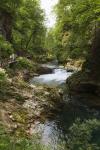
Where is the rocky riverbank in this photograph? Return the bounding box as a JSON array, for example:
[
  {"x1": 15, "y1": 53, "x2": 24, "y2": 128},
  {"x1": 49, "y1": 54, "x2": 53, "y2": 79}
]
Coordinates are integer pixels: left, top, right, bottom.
[
  {"x1": 0, "y1": 67, "x2": 63, "y2": 137},
  {"x1": 64, "y1": 59, "x2": 84, "y2": 72},
  {"x1": 66, "y1": 71, "x2": 100, "y2": 109}
]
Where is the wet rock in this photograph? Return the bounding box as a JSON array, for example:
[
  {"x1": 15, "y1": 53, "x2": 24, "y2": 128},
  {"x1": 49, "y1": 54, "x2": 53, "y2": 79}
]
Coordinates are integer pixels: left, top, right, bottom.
[
  {"x1": 66, "y1": 68, "x2": 75, "y2": 72},
  {"x1": 66, "y1": 71, "x2": 100, "y2": 108},
  {"x1": 36, "y1": 66, "x2": 53, "y2": 74},
  {"x1": 0, "y1": 74, "x2": 63, "y2": 136},
  {"x1": 23, "y1": 71, "x2": 38, "y2": 81}
]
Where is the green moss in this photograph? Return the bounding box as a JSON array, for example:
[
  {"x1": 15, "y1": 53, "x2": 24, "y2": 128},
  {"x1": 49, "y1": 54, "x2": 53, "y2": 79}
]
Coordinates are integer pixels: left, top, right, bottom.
[
  {"x1": 12, "y1": 109, "x2": 28, "y2": 124},
  {"x1": 15, "y1": 95, "x2": 25, "y2": 102},
  {"x1": 66, "y1": 71, "x2": 90, "y2": 91}
]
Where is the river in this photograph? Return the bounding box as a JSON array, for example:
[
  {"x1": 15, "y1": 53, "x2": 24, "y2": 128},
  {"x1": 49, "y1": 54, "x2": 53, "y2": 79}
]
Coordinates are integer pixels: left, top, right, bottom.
[
  {"x1": 32, "y1": 65, "x2": 72, "y2": 86},
  {"x1": 31, "y1": 64, "x2": 100, "y2": 149}
]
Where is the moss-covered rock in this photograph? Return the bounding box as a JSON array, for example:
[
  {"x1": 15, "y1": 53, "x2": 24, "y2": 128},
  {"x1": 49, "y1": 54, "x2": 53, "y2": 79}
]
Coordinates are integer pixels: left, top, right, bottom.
[
  {"x1": 0, "y1": 71, "x2": 63, "y2": 136},
  {"x1": 66, "y1": 71, "x2": 100, "y2": 108}
]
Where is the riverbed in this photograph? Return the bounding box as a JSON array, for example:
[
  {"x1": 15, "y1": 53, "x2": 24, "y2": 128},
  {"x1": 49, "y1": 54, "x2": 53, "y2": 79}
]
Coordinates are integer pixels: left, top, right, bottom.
[{"x1": 30, "y1": 64, "x2": 100, "y2": 149}]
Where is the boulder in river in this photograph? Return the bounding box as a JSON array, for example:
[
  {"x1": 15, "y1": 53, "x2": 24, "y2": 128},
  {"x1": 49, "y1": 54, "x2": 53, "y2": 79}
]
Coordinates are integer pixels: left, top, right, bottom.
[
  {"x1": 36, "y1": 66, "x2": 53, "y2": 75},
  {"x1": 66, "y1": 71, "x2": 100, "y2": 109}
]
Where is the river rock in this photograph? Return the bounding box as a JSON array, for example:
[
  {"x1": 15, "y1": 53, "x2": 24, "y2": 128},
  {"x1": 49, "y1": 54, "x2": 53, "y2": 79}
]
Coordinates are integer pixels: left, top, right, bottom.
[
  {"x1": 36, "y1": 66, "x2": 53, "y2": 74},
  {"x1": 66, "y1": 71, "x2": 100, "y2": 108}
]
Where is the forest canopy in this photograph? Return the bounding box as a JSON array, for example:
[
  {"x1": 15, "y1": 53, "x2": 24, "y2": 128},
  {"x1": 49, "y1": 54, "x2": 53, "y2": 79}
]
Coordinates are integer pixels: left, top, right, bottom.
[
  {"x1": 0, "y1": 0, "x2": 46, "y2": 66},
  {"x1": 45, "y1": 0, "x2": 100, "y2": 62}
]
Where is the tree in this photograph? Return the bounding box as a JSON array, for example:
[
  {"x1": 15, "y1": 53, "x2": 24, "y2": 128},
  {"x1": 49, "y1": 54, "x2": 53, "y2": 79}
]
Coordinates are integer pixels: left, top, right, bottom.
[
  {"x1": 0, "y1": 0, "x2": 22, "y2": 42},
  {"x1": 12, "y1": 0, "x2": 46, "y2": 57},
  {"x1": 53, "y1": 0, "x2": 100, "y2": 61},
  {"x1": 0, "y1": 0, "x2": 46, "y2": 63}
]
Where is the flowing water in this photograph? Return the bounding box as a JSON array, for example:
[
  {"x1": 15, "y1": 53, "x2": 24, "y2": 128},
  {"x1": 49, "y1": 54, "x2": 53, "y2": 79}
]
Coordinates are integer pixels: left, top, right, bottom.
[
  {"x1": 31, "y1": 64, "x2": 100, "y2": 149},
  {"x1": 32, "y1": 67, "x2": 72, "y2": 86}
]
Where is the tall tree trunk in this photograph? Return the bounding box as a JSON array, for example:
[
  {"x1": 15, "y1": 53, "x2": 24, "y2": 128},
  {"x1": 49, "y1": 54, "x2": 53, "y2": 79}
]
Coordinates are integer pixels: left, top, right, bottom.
[
  {"x1": 0, "y1": 11, "x2": 12, "y2": 42},
  {"x1": 25, "y1": 32, "x2": 33, "y2": 50}
]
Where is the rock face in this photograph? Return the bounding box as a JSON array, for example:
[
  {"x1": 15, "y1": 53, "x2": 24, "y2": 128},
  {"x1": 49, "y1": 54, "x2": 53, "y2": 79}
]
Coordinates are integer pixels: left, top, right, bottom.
[
  {"x1": 65, "y1": 59, "x2": 84, "y2": 72},
  {"x1": 66, "y1": 71, "x2": 100, "y2": 109},
  {"x1": 66, "y1": 28, "x2": 100, "y2": 109},
  {"x1": 83, "y1": 28, "x2": 100, "y2": 81}
]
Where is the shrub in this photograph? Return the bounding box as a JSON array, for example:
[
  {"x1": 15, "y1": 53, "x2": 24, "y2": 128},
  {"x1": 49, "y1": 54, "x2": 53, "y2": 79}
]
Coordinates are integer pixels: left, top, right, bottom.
[
  {"x1": 0, "y1": 35, "x2": 13, "y2": 59},
  {"x1": 67, "y1": 119, "x2": 100, "y2": 150},
  {"x1": 16, "y1": 57, "x2": 33, "y2": 70},
  {"x1": 0, "y1": 68, "x2": 8, "y2": 81},
  {"x1": 0, "y1": 125, "x2": 50, "y2": 150}
]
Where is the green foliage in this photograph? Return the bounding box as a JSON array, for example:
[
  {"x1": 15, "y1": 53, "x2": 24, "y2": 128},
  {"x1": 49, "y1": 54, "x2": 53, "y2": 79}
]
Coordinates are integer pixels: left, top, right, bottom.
[
  {"x1": 0, "y1": 35, "x2": 13, "y2": 59},
  {"x1": 50, "y1": 0, "x2": 100, "y2": 62},
  {"x1": 0, "y1": 68, "x2": 8, "y2": 81},
  {"x1": 16, "y1": 57, "x2": 33, "y2": 70},
  {"x1": 0, "y1": 125, "x2": 50, "y2": 150},
  {"x1": 0, "y1": 0, "x2": 46, "y2": 63},
  {"x1": 0, "y1": 0, "x2": 22, "y2": 14},
  {"x1": 12, "y1": 0, "x2": 46, "y2": 57},
  {"x1": 67, "y1": 119, "x2": 100, "y2": 150}
]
